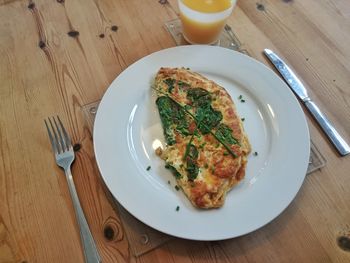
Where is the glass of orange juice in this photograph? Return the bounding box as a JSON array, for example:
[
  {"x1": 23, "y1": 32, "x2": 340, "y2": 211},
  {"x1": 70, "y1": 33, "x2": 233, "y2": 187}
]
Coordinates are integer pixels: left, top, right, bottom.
[{"x1": 178, "y1": 0, "x2": 237, "y2": 45}]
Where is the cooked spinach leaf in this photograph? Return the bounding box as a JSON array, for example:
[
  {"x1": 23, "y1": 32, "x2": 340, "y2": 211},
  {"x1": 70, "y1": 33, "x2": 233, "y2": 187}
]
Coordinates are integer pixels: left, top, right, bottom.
[
  {"x1": 184, "y1": 143, "x2": 198, "y2": 161},
  {"x1": 153, "y1": 86, "x2": 237, "y2": 158},
  {"x1": 186, "y1": 88, "x2": 222, "y2": 134},
  {"x1": 215, "y1": 124, "x2": 239, "y2": 145},
  {"x1": 156, "y1": 96, "x2": 192, "y2": 143},
  {"x1": 187, "y1": 88, "x2": 209, "y2": 101},
  {"x1": 165, "y1": 163, "x2": 182, "y2": 179},
  {"x1": 196, "y1": 106, "x2": 222, "y2": 134},
  {"x1": 186, "y1": 158, "x2": 199, "y2": 181},
  {"x1": 156, "y1": 96, "x2": 177, "y2": 145},
  {"x1": 164, "y1": 78, "x2": 176, "y2": 93},
  {"x1": 178, "y1": 80, "x2": 190, "y2": 88}
]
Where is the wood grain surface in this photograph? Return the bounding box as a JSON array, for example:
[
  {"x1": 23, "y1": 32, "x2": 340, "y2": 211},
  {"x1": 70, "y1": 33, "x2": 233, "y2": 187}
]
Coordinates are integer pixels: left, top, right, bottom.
[{"x1": 0, "y1": 0, "x2": 349, "y2": 262}]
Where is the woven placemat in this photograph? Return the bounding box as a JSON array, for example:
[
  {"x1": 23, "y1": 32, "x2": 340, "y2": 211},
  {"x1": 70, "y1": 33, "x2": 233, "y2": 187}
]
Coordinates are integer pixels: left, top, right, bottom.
[{"x1": 84, "y1": 19, "x2": 326, "y2": 256}]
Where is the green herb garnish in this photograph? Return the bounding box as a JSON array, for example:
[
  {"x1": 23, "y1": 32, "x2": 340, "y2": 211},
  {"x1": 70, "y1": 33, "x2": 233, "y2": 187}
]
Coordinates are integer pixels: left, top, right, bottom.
[
  {"x1": 187, "y1": 88, "x2": 210, "y2": 102},
  {"x1": 254, "y1": 151, "x2": 258, "y2": 156},
  {"x1": 153, "y1": 87, "x2": 237, "y2": 158},
  {"x1": 176, "y1": 206, "x2": 180, "y2": 211},
  {"x1": 184, "y1": 104, "x2": 192, "y2": 110},
  {"x1": 156, "y1": 96, "x2": 190, "y2": 144},
  {"x1": 164, "y1": 78, "x2": 176, "y2": 93},
  {"x1": 175, "y1": 185, "x2": 180, "y2": 191},
  {"x1": 186, "y1": 158, "x2": 199, "y2": 180},
  {"x1": 183, "y1": 135, "x2": 195, "y2": 160},
  {"x1": 187, "y1": 88, "x2": 222, "y2": 134},
  {"x1": 215, "y1": 124, "x2": 239, "y2": 145},
  {"x1": 178, "y1": 80, "x2": 190, "y2": 88},
  {"x1": 146, "y1": 166, "x2": 151, "y2": 171},
  {"x1": 187, "y1": 144, "x2": 199, "y2": 159},
  {"x1": 183, "y1": 140, "x2": 199, "y2": 181},
  {"x1": 165, "y1": 163, "x2": 182, "y2": 179}
]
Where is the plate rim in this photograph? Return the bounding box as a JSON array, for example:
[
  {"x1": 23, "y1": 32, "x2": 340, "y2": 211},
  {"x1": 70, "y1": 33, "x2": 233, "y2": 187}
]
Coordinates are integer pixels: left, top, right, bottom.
[{"x1": 93, "y1": 45, "x2": 310, "y2": 240}]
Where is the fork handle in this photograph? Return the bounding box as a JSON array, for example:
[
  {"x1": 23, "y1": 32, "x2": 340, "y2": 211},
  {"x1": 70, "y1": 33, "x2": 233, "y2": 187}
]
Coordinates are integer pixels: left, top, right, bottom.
[{"x1": 65, "y1": 168, "x2": 102, "y2": 263}]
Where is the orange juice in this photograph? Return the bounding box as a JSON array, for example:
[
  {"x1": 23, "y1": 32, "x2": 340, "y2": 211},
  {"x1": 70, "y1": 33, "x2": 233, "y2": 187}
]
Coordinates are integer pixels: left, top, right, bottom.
[{"x1": 178, "y1": 0, "x2": 236, "y2": 44}]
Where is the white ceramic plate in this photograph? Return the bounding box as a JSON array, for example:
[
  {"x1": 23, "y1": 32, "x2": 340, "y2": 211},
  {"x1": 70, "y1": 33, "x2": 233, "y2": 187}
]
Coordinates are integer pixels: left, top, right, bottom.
[{"x1": 94, "y1": 45, "x2": 310, "y2": 240}]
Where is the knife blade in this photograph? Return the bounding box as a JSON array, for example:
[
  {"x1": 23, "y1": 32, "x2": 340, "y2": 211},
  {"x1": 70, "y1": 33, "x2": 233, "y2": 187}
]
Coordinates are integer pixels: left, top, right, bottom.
[{"x1": 264, "y1": 48, "x2": 350, "y2": 156}]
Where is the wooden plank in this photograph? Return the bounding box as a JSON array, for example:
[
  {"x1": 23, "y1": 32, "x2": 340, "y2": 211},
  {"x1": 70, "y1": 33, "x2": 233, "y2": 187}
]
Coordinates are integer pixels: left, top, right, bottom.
[
  {"x1": 1, "y1": 0, "x2": 350, "y2": 262},
  {"x1": 238, "y1": 0, "x2": 350, "y2": 137},
  {"x1": 0, "y1": 0, "x2": 20, "y2": 6},
  {"x1": 0, "y1": 0, "x2": 178, "y2": 261},
  {"x1": 0, "y1": 215, "x2": 21, "y2": 263}
]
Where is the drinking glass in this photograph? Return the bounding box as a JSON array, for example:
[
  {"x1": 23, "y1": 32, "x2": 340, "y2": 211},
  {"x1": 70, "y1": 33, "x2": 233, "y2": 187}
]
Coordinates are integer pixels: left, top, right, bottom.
[{"x1": 178, "y1": 0, "x2": 237, "y2": 45}]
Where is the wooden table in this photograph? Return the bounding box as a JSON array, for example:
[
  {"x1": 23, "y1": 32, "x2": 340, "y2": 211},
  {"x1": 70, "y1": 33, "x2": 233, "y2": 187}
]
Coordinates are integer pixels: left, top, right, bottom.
[{"x1": 1, "y1": 0, "x2": 350, "y2": 262}]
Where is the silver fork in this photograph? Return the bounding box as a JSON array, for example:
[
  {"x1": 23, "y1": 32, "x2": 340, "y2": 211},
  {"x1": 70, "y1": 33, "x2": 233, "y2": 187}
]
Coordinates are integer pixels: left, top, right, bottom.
[{"x1": 45, "y1": 116, "x2": 101, "y2": 263}]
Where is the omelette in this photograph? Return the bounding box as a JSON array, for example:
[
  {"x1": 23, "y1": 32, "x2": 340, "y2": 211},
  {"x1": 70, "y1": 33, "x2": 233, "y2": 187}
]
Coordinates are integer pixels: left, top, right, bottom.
[{"x1": 153, "y1": 67, "x2": 251, "y2": 209}]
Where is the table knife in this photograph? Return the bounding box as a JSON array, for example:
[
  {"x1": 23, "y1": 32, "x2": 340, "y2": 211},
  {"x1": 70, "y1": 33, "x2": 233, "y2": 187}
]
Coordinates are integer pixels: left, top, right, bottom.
[{"x1": 264, "y1": 49, "x2": 350, "y2": 156}]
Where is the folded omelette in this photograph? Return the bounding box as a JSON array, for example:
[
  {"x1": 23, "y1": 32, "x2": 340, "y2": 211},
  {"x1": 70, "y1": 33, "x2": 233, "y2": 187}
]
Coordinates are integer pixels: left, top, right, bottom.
[{"x1": 154, "y1": 67, "x2": 251, "y2": 208}]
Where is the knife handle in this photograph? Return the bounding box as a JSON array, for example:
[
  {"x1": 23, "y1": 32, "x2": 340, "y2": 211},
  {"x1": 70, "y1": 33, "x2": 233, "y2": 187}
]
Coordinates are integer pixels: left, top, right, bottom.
[{"x1": 304, "y1": 100, "x2": 350, "y2": 156}]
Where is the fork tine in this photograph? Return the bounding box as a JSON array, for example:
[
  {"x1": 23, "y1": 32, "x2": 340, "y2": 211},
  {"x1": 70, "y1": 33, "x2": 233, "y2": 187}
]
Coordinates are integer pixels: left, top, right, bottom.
[
  {"x1": 49, "y1": 117, "x2": 61, "y2": 153},
  {"x1": 53, "y1": 116, "x2": 66, "y2": 152},
  {"x1": 57, "y1": 116, "x2": 72, "y2": 149},
  {"x1": 44, "y1": 119, "x2": 58, "y2": 154}
]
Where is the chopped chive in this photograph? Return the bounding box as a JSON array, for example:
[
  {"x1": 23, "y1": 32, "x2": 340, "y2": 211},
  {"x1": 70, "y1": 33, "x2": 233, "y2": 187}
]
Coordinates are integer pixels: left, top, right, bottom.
[
  {"x1": 183, "y1": 134, "x2": 195, "y2": 161},
  {"x1": 238, "y1": 95, "x2": 243, "y2": 100},
  {"x1": 176, "y1": 206, "x2": 180, "y2": 211},
  {"x1": 175, "y1": 185, "x2": 180, "y2": 191},
  {"x1": 146, "y1": 166, "x2": 151, "y2": 171},
  {"x1": 223, "y1": 152, "x2": 229, "y2": 156},
  {"x1": 241, "y1": 117, "x2": 245, "y2": 121},
  {"x1": 253, "y1": 151, "x2": 258, "y2": 156},
  {"x1": 215, "y1": 143, "x2": 220, "y2": 148},
  {"x1": 241, "y1": 99, "x2": 245, "y2": 103}
]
